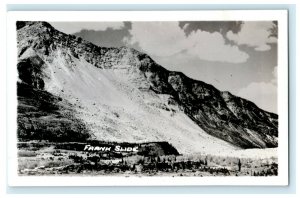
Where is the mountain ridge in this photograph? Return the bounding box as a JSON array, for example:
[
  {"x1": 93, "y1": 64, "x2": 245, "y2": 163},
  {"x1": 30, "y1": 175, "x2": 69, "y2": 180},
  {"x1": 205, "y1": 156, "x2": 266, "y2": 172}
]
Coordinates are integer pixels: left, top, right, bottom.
[{"x1": 16, "y1": 21, "x2": 278, "y2": 152}]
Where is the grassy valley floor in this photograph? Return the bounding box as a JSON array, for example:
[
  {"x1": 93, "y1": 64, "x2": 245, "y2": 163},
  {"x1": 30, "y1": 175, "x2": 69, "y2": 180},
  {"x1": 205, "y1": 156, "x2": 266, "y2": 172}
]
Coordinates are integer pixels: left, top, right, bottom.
[{"x1": 18, "y1": 141, "x2": 278, "y2": 177}]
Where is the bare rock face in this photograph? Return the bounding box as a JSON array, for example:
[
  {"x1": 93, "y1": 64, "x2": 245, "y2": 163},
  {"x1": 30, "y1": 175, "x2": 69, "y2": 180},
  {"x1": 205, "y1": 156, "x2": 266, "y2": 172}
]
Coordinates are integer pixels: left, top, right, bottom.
[{"x1": 16, "y1": 21, "x2": 278, "y2": 151}]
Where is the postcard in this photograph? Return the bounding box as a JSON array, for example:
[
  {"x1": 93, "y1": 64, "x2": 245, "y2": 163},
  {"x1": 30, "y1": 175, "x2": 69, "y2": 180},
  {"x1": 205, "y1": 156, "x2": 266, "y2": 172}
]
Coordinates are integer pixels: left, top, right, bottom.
[{"x1": 7, "y1": 10, "x2": 288, "y2": 186}]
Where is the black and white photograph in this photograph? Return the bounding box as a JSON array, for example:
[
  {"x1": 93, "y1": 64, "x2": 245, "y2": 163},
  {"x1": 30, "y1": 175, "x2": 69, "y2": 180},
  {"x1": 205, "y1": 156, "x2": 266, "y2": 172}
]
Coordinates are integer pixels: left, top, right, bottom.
[{"x1": 7, "y1": 11, "x2": 289, "y2": 186}]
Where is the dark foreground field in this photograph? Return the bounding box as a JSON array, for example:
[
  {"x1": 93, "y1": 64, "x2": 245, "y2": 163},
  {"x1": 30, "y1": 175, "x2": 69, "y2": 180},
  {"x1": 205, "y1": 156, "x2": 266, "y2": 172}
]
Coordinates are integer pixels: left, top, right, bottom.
[{"x1": 18, "y1": 141, "x2": 278, "y2": 177}]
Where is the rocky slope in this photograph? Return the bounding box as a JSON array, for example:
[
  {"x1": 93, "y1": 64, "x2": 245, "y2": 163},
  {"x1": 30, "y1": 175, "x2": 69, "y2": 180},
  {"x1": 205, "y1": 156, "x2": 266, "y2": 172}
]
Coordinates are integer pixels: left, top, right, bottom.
[{"x1": 16, "y1": 21, "x2": 278, "y2": 154}]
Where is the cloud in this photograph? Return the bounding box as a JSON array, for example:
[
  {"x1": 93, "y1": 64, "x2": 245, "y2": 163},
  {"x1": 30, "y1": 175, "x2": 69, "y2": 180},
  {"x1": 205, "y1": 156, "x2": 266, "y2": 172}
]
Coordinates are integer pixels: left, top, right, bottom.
[
  {"x1": 49, "y1": 22, "x2": 125, "y2": 34},
  {"x1": 254, "y1": 44, "x2": 271, "y2": 51},
  {"x1": 227, "y1": 22, "x2": 277, "y2": 51},
  {"x1": 182, "y1": 23, "x2": 190, "y2": 30},
  {"x1": 238, "y1": 66, "x2": 277, "y2": 113},
  {"x1": 125, "y1": 22, "x2": 249, "y2": 63},
  {"x1": 271, "y1": 66, "x2": 277, "y2": 84},
  {"x1": 186, "y1": 30, "x2": 249, "y2": 63},
  {"x1": 125, "y1": 22, "x2": 188, "y2": 57}
]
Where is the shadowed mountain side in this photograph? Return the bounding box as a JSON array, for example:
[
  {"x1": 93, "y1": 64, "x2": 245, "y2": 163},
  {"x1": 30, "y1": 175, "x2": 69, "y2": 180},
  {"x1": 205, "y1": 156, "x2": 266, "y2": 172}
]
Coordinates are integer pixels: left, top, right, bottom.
[{"x1": 17, "y1": 82, "x2": 91, "y2": 141}]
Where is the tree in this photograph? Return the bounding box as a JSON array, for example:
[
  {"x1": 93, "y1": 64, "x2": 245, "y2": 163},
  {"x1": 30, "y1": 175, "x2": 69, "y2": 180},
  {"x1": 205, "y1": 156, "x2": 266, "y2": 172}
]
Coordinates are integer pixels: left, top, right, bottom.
[
  {"x1": 157, "y1": 156, "x2": 161, "y2": 163},
  {"x1": 238, "y1": 159, "x2": 242, "y2": 172},
  {"x1": 204, "y1": 157, "x2": 208, "y2": 166}
]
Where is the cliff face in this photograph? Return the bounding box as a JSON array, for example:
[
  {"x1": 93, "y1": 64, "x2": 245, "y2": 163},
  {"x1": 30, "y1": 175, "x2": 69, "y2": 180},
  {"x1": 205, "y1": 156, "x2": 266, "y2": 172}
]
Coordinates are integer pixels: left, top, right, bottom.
[{"x1": 16, "y1": 21, "x2": 278, "y2": 153}]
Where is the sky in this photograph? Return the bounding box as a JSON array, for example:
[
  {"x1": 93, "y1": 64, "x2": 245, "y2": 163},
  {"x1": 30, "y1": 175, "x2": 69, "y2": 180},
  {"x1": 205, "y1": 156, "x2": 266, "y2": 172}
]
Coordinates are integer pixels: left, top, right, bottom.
[{"x1": 50, "y1": 21, "x2": 278, "y2": 113}]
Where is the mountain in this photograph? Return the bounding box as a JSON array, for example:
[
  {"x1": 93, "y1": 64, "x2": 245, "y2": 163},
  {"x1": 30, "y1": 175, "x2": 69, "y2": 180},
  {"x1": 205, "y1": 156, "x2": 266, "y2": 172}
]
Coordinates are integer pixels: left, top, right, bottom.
[{"x1": 16, "y1": 21, "x2": 278, "y2": 154}]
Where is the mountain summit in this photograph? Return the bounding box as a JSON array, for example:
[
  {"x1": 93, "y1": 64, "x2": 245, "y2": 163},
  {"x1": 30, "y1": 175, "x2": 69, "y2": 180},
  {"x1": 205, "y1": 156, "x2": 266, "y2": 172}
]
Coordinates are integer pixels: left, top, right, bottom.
[{"x1": 16, "y1": 21, "x2": 278, "y2": 154}]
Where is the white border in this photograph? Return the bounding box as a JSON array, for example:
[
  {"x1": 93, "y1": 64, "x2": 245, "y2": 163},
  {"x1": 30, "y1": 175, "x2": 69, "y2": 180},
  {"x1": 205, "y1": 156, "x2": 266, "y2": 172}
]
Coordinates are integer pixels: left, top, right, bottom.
[{"x1": 6, "y1": 10, "x2": 288, "y2": 186}]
